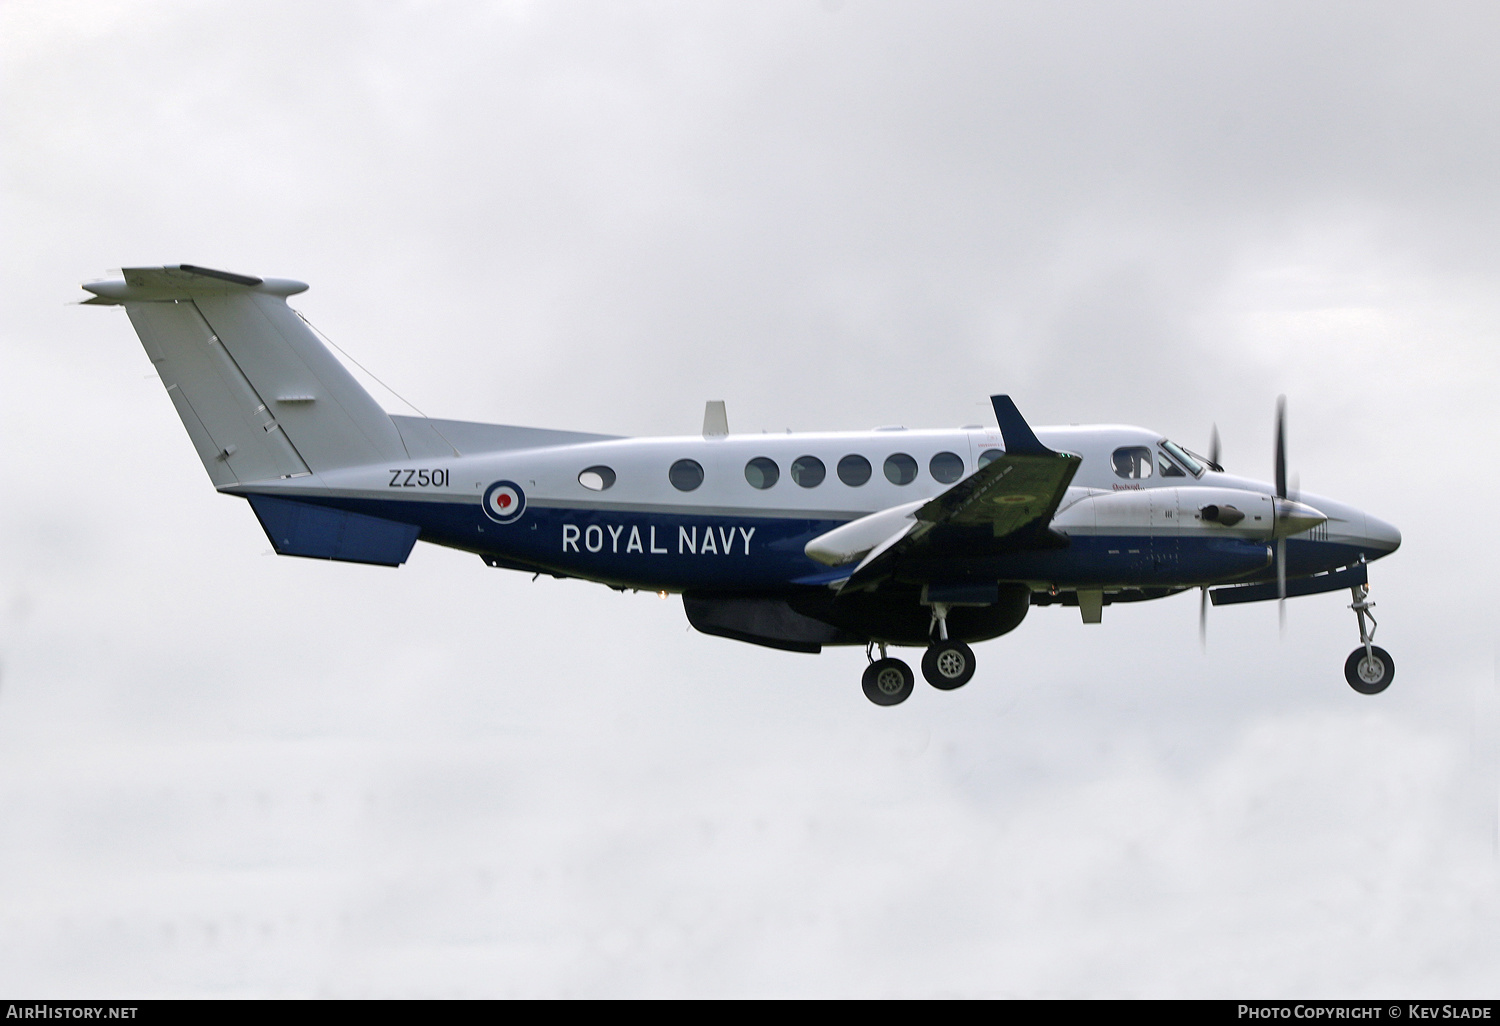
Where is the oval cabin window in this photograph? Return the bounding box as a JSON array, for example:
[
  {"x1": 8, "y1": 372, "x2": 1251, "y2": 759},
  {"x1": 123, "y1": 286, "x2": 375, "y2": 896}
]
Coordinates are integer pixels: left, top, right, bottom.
[
  {"x1": 669, "y1": 459, "x2": 704, "y2": 491},
  {"x1": 578, "y1": 466, "x2": 616, "y2": 491},
  {"x1": 884, "y1": 452, "x2": 917, "y2": 485},
  {"x1": 744, "y1": 457, "x2": 780, "y2": 490},
  {"x1": 929, "y1": 451, "x2": 964, "y2": 484},
  {"x1": 790, "y1": 455, "x2": 826, "y2": 488},
  {"x1": 837, "y1": 454, "x2": 872, "y2": 486}
]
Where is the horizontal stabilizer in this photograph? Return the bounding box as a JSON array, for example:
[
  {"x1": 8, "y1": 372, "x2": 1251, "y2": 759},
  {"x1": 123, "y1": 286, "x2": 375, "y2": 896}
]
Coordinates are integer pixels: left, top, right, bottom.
[{"x1": 247, "y1": 495, "x2": 419, "y2": 567}]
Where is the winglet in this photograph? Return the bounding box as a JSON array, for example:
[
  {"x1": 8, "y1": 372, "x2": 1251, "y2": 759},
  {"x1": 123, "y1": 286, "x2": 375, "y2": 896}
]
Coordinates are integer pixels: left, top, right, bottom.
[{"x1": 990, "y1": 395, "x2": 1051, "y2": 455}]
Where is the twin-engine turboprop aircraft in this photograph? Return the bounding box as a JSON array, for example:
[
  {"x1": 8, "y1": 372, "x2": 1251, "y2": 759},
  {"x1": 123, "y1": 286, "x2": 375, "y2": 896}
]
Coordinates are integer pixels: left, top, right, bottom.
[{"x1": 82, "y1": 265, "x2": 1402, "y2": 705}]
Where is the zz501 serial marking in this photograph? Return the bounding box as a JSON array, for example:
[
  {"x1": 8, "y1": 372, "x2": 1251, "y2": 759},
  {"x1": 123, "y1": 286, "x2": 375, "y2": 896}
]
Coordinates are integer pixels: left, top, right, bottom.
[{"x1": 388, "y1": 468, "x2": 450, "y2": 488}]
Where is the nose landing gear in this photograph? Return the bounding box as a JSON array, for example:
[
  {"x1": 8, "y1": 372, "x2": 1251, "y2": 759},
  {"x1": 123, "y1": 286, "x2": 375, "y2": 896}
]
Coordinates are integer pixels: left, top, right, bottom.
[{"x1": 1344, "y1": 583, "x2": 1393, "y2": 694}]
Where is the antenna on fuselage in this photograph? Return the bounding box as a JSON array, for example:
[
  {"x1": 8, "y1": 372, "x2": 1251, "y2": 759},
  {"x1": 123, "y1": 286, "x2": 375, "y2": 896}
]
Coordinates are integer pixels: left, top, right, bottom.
[{"x1": 703, "y1": 400, "x2": 728, "y2": 439}]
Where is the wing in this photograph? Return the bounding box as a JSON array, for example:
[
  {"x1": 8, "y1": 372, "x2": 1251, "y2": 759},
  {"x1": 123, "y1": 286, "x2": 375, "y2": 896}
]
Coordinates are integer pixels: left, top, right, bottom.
[{"x1": 833, "y1": 396, "x2": 1080, "y2": 594}]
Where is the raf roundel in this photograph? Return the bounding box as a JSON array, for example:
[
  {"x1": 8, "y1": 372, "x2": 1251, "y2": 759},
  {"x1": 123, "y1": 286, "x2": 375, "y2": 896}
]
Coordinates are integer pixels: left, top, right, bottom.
[{"x1": 482, "y1": 480, "x2": 527, "y2": 524}]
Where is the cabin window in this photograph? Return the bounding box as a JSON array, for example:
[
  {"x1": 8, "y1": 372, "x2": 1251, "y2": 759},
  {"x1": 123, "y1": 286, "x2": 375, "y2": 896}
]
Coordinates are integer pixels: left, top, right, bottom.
[
  {"x1": 884, "y1": 452, "x2": 918, "y2": 485},
  {"x1": 837, "y1": 454, "x2": 872, "y2": 486},
  {"x1": 1112, "y1": 446, "x2": 1154, "y2": 479},
  {"x1": 669, "y1": 459, "x2": 704, "y2": 491},
  {"x1": 578, "y1": 466, "x2": 616, "y2": 491},
  {"x1": 929, "y1": 451, "x2": 964, "y2": 484},
  {"x1": 744, "y1": 457, "x2": 779, "y2": 489},
  {"x1": 791, "y1": 455, "x2": 826, "y2": 488},
  {"x1": 978, "y1": 448, "x2": 1003, "y2": 468}
]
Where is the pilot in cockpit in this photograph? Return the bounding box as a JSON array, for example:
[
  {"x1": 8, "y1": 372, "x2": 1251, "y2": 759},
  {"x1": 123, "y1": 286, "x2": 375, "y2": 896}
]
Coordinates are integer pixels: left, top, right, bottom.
[{"x1": 1112, "y1": 446, "x2": 1153, "y2": 480}]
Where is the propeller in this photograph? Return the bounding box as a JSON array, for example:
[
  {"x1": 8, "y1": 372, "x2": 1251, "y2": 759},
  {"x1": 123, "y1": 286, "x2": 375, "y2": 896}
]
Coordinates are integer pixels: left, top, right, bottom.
[
  {"x1": 1271, "y1": 397, "x2": 1324, "y2": 628},
  {"x1": 1201, "y1": 397, "x2": 1326, "y2": 648},
  {"x1": 1275, "y1": 396, "x2": 1288, "y2": 631},
  {"x1": 1201, "y1": 422, "x2": 1222, "y2": 649}
]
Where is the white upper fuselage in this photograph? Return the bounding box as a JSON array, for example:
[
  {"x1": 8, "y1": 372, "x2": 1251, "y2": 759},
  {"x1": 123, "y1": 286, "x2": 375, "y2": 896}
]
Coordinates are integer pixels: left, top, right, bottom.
[{"x1": 237, "y1": 420, "x2": 1400, "y2": 591}]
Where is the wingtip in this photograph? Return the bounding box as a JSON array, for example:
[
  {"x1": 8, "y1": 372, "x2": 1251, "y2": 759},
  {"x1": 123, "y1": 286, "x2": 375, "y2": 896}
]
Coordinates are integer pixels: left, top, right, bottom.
[{"x1": 989, "y1": 395, "x2": 1052, "y2": 455}]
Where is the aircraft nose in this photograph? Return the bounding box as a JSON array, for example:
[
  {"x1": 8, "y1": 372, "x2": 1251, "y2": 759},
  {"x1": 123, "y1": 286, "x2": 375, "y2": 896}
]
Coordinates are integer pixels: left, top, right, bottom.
[{"x1": 1362, "y1": 512, "x2": 1402, "y2": 554}]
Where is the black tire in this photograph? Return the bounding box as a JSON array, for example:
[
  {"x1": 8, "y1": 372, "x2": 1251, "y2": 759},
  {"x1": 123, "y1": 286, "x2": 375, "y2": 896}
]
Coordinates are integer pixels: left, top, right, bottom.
[
  {"x1": 1344, "y1": 646, "x2": 1394, "y2": 695},
  {"x1": 862, "y1": 658, "x2": 915, "y2": 706},
  {"x1": 921, "y1": 641, "x2": 976, "y2": 690}
]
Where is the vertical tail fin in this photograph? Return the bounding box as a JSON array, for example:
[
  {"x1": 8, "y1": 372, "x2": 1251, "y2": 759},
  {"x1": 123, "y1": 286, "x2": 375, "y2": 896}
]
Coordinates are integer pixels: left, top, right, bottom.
[{"x1": 83, "y1": 265, "x2": 406, "y2": 485}]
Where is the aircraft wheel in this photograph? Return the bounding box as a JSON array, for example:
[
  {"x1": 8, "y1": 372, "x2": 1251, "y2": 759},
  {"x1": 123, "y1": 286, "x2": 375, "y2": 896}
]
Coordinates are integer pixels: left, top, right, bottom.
[
  {"x1": 1344, "y1": 646, "x2": 1394, "y2": 695},
  {"x1": 862, "y1": 658, "x2": 915, "y2": 706},
  {"x1": 922, "y1": 641, "x2": 976, "y2": 690}
]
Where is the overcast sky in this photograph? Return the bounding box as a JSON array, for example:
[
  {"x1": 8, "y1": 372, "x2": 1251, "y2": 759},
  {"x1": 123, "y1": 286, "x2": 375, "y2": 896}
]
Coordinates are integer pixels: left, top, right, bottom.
[{"x1": 2, "y1": 0, "x2": 1497, "y2": 997}]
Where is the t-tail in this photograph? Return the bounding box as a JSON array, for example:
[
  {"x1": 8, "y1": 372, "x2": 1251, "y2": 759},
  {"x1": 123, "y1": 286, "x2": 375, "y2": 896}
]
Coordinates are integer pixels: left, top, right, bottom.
[{"x1": 82, "y1": 264, "x2": 407, "y2": 487}]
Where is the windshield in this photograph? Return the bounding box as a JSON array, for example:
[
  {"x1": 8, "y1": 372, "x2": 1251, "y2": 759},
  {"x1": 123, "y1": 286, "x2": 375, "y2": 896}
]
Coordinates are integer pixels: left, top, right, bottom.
[{"x1": 1159, "y1": 439, "x2": 1205, "y2": 477}]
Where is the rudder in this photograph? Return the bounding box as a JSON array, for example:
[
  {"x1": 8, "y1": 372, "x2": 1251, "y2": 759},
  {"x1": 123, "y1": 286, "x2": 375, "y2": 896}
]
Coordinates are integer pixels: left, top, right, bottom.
[{"x1": 83, "y1": 265, "x2": 407, "y2": 485}]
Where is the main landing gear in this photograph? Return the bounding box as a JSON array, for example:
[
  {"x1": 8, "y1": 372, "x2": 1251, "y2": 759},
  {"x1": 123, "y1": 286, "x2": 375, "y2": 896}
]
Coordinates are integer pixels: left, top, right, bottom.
[
  {"x1": 921, "y1": 602, "x2": 975, "y2": 690},
  {"x1": 1344, "y1": 583, "x2": 1393, "y2": 695},
  {"x1": 862, "y1": 647, "x2": 915, "y2": 706},
  {"x1": 860, "y1": 603, "x2": 979, "y2": 706}
]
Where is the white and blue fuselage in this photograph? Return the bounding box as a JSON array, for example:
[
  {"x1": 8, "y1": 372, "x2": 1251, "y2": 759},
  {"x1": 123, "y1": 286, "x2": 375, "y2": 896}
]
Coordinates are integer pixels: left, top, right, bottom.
[
  {"x1": 228, "y1": 420, "x2": 1399, "y2": 595},
  {"x1": 83, "y1": 264, "x2": 1402, "y2": 697}
]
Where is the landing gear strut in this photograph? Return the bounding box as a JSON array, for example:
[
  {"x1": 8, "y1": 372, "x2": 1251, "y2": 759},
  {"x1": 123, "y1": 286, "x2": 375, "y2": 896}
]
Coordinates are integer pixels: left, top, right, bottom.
[
  {"x1": 922, "y1": 602, "x2": 975, "y2": 690},
  {"x1": 1344, "y1": 583, "x2": 1393, "y2": 695},
  {"x1": 857, "y1": 602, "x2": 985, "y2": 704},
  {"x1": 862, "y1": 641, "x2": 915, "y2": 706}
]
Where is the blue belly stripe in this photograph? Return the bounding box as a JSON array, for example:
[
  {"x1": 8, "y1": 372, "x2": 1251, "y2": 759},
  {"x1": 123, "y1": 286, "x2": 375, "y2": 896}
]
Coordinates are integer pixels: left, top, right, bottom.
[{"x1": 242, "y1": 492, "x2": 1385, "y2": 593}]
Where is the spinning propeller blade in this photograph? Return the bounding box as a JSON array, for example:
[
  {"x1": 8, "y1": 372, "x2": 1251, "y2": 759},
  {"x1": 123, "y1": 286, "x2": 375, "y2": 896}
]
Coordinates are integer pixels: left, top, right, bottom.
[
  {"x1": 1277, "y1": 537, "x2": 1287, "y2": 633},
  {"x1": 1274, "y1": 396, "x2": 1288, "y2": 631},
  {"x1": 1274, "y1": 396, "x2": 1287, "y2": 502}
]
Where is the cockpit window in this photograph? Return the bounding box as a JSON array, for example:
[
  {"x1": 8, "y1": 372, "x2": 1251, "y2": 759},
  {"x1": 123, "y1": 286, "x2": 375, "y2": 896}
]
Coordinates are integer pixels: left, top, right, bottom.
[
  {"x1": 1158, "y1": 451, "x2": 1186, "y2": 477},
  {"x1": 1111, "y1": 446, "x2": 1154, "y2": 479},
  {"x1": 1159, "y1": 439, "x2": 1204, "y2": 477}
]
